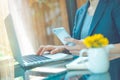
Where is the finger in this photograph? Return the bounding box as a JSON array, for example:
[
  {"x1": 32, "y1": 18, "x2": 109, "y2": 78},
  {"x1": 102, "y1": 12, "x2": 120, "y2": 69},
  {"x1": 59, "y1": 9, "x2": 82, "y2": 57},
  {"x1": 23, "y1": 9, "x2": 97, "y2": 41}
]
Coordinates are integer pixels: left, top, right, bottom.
[
  {"x1": 69, "y1": 50, "x2": 79, "y2": 54},
  {"x1": 40, "y1": 47, "x2": 48, "y2": 55},
  {"x1": 65, "y1": 38, "x2": 79, "y2": 44},
  {"x1": 64, "y1": 45, "x2": 78, "y2": 51},
  {"x1": 40, "y1": 45, "x2": 55, "y2": 55},
  {"x1": 50, "y1": 48, "x2": 59, "y2": 54},
  {"x1": 64, "y1": 38, "x2": 74, "y2": 42},
  {"x1": 36, "y1": 45, "x2": 44, "y2": 55}
]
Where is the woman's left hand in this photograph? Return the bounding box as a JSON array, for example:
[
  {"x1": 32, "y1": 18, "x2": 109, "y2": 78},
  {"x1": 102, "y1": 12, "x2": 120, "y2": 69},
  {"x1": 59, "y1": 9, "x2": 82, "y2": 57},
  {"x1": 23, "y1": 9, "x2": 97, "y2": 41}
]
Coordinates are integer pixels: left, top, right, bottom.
[{"x1": 64, "y1": 38, "x2": 87, "y2": 54}]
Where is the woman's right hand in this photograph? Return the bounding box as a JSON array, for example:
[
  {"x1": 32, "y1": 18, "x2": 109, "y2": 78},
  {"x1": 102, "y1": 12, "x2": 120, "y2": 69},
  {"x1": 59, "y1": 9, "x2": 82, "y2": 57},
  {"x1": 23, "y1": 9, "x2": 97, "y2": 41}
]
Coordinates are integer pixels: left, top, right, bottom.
[{"x1": 36, "y1": 45, "x2": 66, "y2": 55}]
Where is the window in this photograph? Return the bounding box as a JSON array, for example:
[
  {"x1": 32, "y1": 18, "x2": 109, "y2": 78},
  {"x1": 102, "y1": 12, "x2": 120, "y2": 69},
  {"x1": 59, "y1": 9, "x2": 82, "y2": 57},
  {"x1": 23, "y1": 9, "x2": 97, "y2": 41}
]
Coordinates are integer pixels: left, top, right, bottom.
[
  {"x1": 9, "y1": 0, "x2": 69, "y2": 53},
  {"x1": 0, "y1": 0, "x2": 85, "y2": 56},
  {"x1": 0, "y1": 0, "x2": 12, "y2": 56}
]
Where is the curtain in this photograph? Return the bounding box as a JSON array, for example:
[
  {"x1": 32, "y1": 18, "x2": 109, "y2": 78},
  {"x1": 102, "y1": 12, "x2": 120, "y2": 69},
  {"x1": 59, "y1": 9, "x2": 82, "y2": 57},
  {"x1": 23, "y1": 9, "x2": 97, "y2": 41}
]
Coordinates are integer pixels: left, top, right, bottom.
[{"x1": 0, "y1": 0, "x2": 12, "y2": 56}]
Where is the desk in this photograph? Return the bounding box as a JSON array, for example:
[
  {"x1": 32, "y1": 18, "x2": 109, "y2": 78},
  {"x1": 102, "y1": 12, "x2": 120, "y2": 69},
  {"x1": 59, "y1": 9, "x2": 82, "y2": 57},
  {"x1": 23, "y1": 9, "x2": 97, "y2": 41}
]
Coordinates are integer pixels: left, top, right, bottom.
[
  {"x1": 25, "y1": 54, "x2": 120, "y2": 80},
  {"x1": 25, "y1": 60, "x2": 71, "y2": 80}
]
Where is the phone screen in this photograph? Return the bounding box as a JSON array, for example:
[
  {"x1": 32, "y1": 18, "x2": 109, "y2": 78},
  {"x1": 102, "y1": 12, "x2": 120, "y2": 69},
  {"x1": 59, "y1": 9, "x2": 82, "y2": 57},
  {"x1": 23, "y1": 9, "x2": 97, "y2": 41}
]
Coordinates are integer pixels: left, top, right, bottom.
[{"x1": 52, "y1": 27, "x2": 75, "y2": 46}]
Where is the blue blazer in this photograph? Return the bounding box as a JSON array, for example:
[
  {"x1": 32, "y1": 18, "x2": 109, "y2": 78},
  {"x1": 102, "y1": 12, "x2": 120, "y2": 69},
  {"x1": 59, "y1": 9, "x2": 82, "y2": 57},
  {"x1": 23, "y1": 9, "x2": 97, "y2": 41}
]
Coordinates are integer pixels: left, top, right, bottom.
[{"x1": 72, "y1": 0, "x2": 120, "y2": 44}]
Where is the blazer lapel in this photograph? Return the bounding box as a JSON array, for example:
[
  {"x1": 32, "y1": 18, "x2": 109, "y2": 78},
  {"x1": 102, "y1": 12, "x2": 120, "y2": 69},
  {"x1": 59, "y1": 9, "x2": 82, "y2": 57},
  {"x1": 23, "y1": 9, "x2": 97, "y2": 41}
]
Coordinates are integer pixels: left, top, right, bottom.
[
  {"x1": 76, "y1": 2, "x2": 89, "y2": 39},
  {"x1": 88, "y1": 0, "x2": 108, "y2": 35}
]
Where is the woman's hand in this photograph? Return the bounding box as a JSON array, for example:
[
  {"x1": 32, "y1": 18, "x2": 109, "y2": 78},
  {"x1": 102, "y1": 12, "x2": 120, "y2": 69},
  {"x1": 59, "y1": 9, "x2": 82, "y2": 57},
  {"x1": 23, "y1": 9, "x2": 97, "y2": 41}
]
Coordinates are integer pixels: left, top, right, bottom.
[
  {"x1": 37, "y1": 45, "x2": 65, "y2": 55},
  {"x1": 64, "y1": 38, "x2": 87, "y2": 54}
]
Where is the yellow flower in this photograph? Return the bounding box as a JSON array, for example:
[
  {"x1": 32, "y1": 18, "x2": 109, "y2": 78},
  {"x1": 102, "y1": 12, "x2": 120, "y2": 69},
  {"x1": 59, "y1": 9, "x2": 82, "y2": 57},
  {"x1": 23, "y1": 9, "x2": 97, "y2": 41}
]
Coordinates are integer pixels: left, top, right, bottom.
[{"x1": 83, "y1": 34, "x2": 109, "y2": 48}]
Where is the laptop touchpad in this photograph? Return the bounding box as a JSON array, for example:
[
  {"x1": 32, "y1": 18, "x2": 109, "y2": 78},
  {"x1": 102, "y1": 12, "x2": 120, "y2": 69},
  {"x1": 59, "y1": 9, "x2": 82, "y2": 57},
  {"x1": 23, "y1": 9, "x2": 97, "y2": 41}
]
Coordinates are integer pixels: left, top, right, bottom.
[{"x1": 43, "y1": 53, "x2": 68, "y2": 59}]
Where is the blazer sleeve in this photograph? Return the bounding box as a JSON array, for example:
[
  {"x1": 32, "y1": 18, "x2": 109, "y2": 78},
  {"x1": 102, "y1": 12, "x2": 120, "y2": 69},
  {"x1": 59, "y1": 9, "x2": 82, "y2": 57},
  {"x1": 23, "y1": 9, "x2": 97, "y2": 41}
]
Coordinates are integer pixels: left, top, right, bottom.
[{"x1": 112, "y1": 4, "x2": 120, "y2": 36}]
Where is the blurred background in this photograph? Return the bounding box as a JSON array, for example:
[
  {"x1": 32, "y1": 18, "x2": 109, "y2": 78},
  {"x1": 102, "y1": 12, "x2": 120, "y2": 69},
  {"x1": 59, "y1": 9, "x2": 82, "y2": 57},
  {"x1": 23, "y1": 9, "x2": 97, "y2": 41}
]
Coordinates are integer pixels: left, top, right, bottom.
[{"x1": 0, "y1": 0, "x2": 86, "y2": 57}]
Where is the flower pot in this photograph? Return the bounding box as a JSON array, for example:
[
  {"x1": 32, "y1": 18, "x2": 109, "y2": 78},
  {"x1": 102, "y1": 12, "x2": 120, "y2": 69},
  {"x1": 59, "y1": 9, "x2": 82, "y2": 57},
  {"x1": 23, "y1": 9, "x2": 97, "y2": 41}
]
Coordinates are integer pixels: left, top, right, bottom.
[{"x1": 80, "y1": 45, "x2": 114, "y2": 73}]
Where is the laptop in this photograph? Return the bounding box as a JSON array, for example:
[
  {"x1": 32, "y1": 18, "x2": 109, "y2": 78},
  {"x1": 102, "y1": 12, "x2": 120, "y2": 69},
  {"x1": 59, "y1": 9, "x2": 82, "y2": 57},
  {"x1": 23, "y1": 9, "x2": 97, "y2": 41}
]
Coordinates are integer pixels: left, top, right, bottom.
[{"x1": 5, "y1": 14, "x2": 73, "y2": 67}]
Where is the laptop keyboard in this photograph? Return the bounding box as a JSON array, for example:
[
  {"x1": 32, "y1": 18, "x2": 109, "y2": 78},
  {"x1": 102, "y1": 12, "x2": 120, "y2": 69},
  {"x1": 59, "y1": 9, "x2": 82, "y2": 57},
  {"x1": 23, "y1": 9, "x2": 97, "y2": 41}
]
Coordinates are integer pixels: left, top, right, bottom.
[{"x1": 23, "y1": 55, "x2": 50, "y2": 63}]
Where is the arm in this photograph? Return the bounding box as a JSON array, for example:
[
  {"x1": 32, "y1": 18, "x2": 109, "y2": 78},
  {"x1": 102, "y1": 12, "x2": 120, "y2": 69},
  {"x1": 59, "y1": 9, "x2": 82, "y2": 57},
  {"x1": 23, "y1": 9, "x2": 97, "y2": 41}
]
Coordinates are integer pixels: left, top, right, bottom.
[
  {"x1": 64, "y1": 38, "x2": 120, "y2": 54},
  {"x1": 112, "y1": 4, "x2": 120, "y2": 36},
  {"x1": 64, "y1": 38, "x2": 86, "y2": 54},
  {"x1": 110, "y1": 43, "x2": 120, "y2": 54},
  {"x1": 110, "y1": 2, "x2": 120, "y2": 54}
]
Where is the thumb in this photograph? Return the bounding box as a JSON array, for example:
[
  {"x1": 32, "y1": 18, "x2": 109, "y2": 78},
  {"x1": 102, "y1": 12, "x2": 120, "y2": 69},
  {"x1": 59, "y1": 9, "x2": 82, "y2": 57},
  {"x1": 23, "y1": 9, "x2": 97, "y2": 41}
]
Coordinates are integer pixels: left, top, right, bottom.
[
  {"x1": 65, "y1": 38, "x2": 78, "y2": 44},
  {"x1": 50, "y1": 48, "x2": 60, "y2": 54}
]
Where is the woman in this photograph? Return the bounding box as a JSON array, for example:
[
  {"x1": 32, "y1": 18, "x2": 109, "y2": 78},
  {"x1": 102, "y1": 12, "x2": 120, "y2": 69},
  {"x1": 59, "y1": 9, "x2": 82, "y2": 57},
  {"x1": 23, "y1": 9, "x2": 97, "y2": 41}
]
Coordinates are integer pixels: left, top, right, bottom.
[{"x1": 37, "y1": 0, "x2": 120, "y2": 55}]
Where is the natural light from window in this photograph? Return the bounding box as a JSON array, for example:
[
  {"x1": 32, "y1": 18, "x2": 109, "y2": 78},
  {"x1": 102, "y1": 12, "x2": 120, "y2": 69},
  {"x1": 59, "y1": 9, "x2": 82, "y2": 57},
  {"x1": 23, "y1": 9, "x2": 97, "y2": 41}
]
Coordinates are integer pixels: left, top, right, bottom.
[{"x1": 9, "y1": 0, "x2": 35, "y2": 56}]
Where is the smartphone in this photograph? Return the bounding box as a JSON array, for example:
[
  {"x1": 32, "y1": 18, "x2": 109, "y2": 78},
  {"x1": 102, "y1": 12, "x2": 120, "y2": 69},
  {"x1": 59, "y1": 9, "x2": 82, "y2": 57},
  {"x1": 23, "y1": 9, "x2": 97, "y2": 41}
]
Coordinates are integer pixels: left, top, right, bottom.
[{"x1": 52, "y1": 27, "x2": 75, "y2": 46}]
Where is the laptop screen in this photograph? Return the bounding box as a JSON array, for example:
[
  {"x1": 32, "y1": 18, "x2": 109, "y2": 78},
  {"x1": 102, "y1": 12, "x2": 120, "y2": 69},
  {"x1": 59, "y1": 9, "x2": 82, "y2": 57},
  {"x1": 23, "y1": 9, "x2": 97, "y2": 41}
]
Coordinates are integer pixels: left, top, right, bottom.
[
  {"x1": 5, "y1": 15, "x2": 73, "y2": 67},
  {"x1": 5, "y1": 14, "x2": 36, "y2": 57}
]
